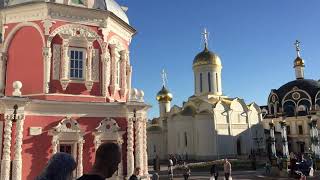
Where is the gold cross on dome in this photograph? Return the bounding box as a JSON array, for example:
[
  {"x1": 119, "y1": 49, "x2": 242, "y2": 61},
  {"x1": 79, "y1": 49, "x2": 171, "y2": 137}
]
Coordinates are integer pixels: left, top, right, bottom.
[
  {"x1": 161, "y1": 69, "x2": 168, "y2": 87},
  {"x1": 294, "y1": 40, "x2": 301, "y2": 57},
  {"x1": 202, "y1": 28, "x2": 209, "y2": 48}
]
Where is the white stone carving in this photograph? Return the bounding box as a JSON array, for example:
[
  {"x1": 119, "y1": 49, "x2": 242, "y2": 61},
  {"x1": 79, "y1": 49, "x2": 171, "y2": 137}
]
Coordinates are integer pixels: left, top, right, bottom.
[
  {"x1": 12, "y1": 81, "x2": 22, "y2": 96},
  {"x1": 101, "y1": 52, "x2": 110, "y2": 97},
  {"x1": 85, "y1": 41, "x2": 94, "y2": 91},
  {"x1": 77, "y1": 139, "x2": 84, "y2": 178},
  {"x1": 126, "y1": 118, "x2": 134, "y2": 179},
  {"x1": 52, "y1": 44, "x2": 61, "y2": 80},
  {"x1": 43, "y1": 47, "x2": 52, "y2": 93},
  {"x1": 92, "y1": 49, "x2": 100, "y2": 81},
  {"x1": 129, "y1": 88, "x2": 145, "y2": 102},
  {"x1": 52, "y1": 117, "x2": 82, "y2": 133},
  {"x1": 0, "y1": 116, "x2": 13, "y2": 180},
  {"x1": 49, "y1": 117, "x2": 84, "y2": 178},
  {"x1": 93, "y1": 118, "x2": 125, "y2": 178},
  {"x1": 119, "y1": 50, "x2": 127, "y2": 97},
  {"x1": 12, "y1": 116, "x2": 25, "y2": 180},
  {"x1": 134, "y1": 118, "x2": 143, "y2": 170},
  {"x1": 109, "y1": 45, "x2": 119, "y2": 96},
  {"x1": 48, "y1": 24, "x2": 104, "y2": 53},
  {"x1": 60, "y1": 39, "x2": 70, "y2": 90},
  {"x1": 42, "y1": 19, "x2": 56, "y2": 36}
]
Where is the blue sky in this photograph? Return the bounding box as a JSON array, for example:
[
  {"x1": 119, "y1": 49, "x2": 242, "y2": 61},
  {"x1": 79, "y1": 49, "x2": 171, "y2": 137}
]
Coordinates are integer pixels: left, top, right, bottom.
[{"x1": 119, "y1": 0, "x2": 320, "y2": 119}]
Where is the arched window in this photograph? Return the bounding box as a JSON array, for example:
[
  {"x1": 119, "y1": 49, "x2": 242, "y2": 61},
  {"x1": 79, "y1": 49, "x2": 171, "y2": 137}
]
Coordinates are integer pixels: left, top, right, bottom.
[
  {"x1": 200, "y1": 73, "x2": 203, "y2": 92},
  {"x1": 208, "y1": 72, "x2": 211, "y2": 92},
  {"x1": 116, "y1": 60, "x2": 121, "y2": 86},
  {"x1": 297, "y1": 105, "x2": 307, "y2": 116},
  {"x1": 283, "y1": 101, "x2": 296, "y2": 117}
]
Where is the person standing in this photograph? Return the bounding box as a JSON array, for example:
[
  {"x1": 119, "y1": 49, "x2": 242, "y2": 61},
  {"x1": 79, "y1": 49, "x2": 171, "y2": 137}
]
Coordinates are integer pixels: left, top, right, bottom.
[
  {"x1": 36, "y1": 152, "x2": 77, "y2": 180},
  {"x1": 77, "y1": 143, "x2": 121, "y2": 180},
  {"x1": 129, "y1": 167, "x2": 141, "y2": 180},
  {"x1": 224, "y1": 159, "x2": 232, "y2": 180},
  {"x1": 210, "y1": 164, "x2": 219, "y2": 180},
  {"x1": 183, "y1": 164, "x2": 191, "y2": 180},
  {"x1": 152, "y1": 172, "x2": 159, "y2": 180}
]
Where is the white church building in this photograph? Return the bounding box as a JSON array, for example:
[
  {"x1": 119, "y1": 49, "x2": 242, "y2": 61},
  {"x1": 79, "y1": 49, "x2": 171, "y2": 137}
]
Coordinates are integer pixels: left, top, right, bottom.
[{"x1": 147, "y1": 33, "x2": 265, "y2": 161}]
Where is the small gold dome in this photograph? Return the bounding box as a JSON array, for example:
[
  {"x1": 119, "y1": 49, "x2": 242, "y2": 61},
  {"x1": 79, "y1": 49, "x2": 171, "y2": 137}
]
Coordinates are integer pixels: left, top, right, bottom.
[
  {"x1": 193, "y1": 47, "x2": 222, "y2": 67},
  {"x1": 156, "y1": 86, "x2": 173, "y2": 102},
  {"x1": 294, "y1": 56, "x2": 305, "y2": 67}
]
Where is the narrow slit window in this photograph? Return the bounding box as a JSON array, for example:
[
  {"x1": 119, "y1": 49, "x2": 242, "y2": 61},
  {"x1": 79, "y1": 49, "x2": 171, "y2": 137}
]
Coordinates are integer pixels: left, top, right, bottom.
[
  {"x1": 200, "y1": 73, "x2": 203, "y2": 92},
  {"x1": 208, "y1": 72, "x2": 211, "y2": 92}
]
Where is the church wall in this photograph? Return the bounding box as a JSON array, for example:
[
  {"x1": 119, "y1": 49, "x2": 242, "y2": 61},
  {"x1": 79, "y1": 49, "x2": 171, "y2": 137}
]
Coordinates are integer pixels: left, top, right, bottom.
[
  {"x1": 20, "y1": 115, "x2": 128, "y2": 180},
  {"x1": 193, "y1": 114, "x2": 216, "y2": 160},
  {"x1": 147, "y1": 131, "x2": 164, "y2": 159},
  {"x1": 5, "y1": 26, "x2": 44, "y2": 96},
  {"x1": 168, "y1": 115, "x2": 195, "y2": 158}
]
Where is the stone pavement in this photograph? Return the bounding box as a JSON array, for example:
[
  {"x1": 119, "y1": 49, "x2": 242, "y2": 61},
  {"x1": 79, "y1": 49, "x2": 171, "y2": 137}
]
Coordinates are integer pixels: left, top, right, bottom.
[{"x1": 148, "y1": 165, "x2": 320, "y2": 180}]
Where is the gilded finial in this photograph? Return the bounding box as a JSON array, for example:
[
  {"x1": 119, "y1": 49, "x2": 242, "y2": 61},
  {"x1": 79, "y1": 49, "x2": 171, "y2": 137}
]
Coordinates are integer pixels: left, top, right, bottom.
[
  {"x1": 294, "y1": 40, "x2": 301, "y2": 57},
  {"x1": 202, "y1": 28, "x2": 209, "y2": 49},
  {"x1": 161, "y1": 69, "x2": 168, "y2": 87}
]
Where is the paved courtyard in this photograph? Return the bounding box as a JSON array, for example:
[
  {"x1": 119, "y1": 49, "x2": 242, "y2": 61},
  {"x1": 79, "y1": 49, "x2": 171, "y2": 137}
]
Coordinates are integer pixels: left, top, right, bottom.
[{"x1": 149, "y1": 166, "x2": 320, "y2": 180}]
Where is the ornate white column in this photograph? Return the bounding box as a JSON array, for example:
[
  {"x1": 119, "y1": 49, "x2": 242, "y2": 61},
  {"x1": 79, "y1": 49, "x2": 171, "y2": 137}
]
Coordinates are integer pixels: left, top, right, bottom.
[
  {"x1": 101, "y1": 52, "x2": 110, "y2": 97},
  {"x1": 12, "y1": 115, "x2": 25, "y2": 180},
  {"x1": 52, "y1": 137, "x2": 58, "y2": 154},
  {"x1": 0, "y1": 53, "x2": 7, "y2": 95},
  {"x1": 1, "y1": 115, "x2": 13, "y2": 180},
  {"x1": 126, "y1": 118, "x2": 134, "y2": 178},
  {"x1": 135, "y1": 118, "x2": 144, "y2": 171},
  {"x1": 77, "y1": 139, "x2": 84, "y2": 177},
  {"x1": 43, "y1": 47, "x2": 52, "y2": 93},
  {"x1": 109, "y1": 45, "x2": 119, "y2": 96},
  {"x1": 119, "y1": 50, "x2": 127, "y2": 98},
  {"x1": 142, "y1": 118, "x2": 149, "y2": 176},
  {"x1": 117, "y1": 139, "x2": 124, "y2": 179},
  {"x1": 85, "y1": 40, "x2": 94, "y2": 91},
  {"x1": 60, "y1": 38, "x2": 70, "y2": 90}
]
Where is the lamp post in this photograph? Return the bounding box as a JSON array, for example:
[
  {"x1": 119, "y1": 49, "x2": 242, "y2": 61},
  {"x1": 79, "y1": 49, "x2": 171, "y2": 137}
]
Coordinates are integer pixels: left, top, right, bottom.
[
  {"x1": 269, "y1": 120, "x2": 277, "y2": 166},
  {"x1": 279, "y1": 118, "x2": 289, "y2": 170},
  {"x1": 308, "y1": 115, "x2": 320, "y2": 169},
  {"x1": 253, "y1": 130, "x2": 263, "y2": 155}
]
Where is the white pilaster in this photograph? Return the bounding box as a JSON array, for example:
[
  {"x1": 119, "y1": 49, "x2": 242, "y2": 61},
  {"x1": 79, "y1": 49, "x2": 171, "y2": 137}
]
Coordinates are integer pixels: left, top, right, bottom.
[
  {"x1": 126, "y1": 118, "x2": 134, "y2": 178},
  {"x1": 0, "y1": 53, "x2": 7, "y2": 95},
  {"x1": 101, "y1": 52, "x2": 110, "y2": 97},
  {"x1": 52, "y1": 137, "x2": 58, "y2": 154},
  {"x1": 119, "y1": 50, "x2": 127, "y2": 97},
  {"x1": 77, "y1": 139, "x2": 84, "y2": 177},
  {"x1": 109, "y1": 45, "x2": 119, "y2": 96},
  {"x1": 142, "y1": 119, "x2": 149, "y2": 176},
  {"x1": 12, "y1": 116, "x2": 25, "y2": 180},
  {"x1": 85, "y1": 41, "x2": 94, "y2": 91},
  {"x1": 43, "y1": 47, "x2": 52, "y2": 93},
  {"x1": 0, "y1": 116, "x2": 13, "y2": 180},
  {"x1": 60, "y1": 38, "x2": 70, "y2": 90}
]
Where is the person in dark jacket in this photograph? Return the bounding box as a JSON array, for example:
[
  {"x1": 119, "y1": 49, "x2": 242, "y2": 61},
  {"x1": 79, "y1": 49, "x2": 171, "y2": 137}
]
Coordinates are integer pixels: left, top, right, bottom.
[
  {"x1": 77, "y1": 143, "x2": 121, "y2": 180},
  {"x1": 210, "y1": 164, "x2": 219, "y2": 180},
  {"x1": 36, "y1": 152, "x2": 77, "y2": 180},
  {"x1": 129, "y1": 167, "x2": 141, "y2": 180}
]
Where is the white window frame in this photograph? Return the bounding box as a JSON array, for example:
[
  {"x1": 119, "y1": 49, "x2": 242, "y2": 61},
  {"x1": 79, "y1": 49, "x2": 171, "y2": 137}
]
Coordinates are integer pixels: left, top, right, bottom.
[{"x1": 69, "y1": 48, "x2": 86, "y2": 81}]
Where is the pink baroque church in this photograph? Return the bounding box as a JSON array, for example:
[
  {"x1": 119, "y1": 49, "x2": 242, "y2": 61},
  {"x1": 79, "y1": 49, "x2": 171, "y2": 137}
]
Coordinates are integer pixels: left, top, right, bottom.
[{"x1": 0, "y1": 0, "x2": 149, "y2": 180}]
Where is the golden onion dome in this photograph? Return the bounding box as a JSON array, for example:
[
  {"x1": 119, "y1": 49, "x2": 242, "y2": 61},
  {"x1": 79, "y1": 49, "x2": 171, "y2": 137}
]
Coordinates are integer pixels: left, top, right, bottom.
[
  {"x1": 193, "y1": 47, "x2": 222, "y2": 67},
  {"x1": 156, "y1": 86, "x2": 173, "y2": 102},
  {"x1": 294, "y1": 56, "x2": 305, "y2": 67}
]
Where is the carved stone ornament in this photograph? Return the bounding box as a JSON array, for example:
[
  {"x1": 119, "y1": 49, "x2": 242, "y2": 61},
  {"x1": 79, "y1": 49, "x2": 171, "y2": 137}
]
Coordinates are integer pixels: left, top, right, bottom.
[
  {"x1": 52, "y1": 116, "x2": 82, "y2": 133},
  {"x1": 42, "y1": 19, "x2": 56, "y2": 36},
  {"x1": 85, "y1": 80, "x2": 94, "y2": 92},
  {"x1": 60, "y1": 79, "x2": 70, "y2": 91},
  {"x1": 95, "y1": 118, "x2": 121, "y2": 133}
]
